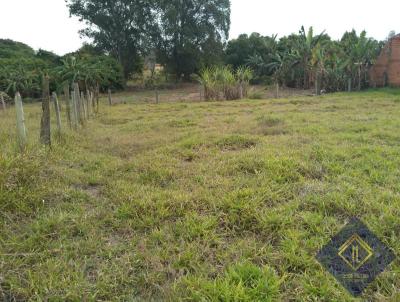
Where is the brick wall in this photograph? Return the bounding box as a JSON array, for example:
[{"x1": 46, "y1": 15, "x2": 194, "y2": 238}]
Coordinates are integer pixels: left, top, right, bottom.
[{"x1": 370, "y1": 35, "x2": 400, "y2": 87}]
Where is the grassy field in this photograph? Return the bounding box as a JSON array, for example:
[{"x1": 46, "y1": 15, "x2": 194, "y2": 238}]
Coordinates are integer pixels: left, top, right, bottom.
[{"x1": 1, "y1": 89, "x2": 400, "y2": 301}]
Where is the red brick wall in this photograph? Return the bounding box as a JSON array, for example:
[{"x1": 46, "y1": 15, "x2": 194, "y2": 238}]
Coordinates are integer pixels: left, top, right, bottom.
[{"x1": 370, "y1": 35, "x2": 400, "y2": 87}]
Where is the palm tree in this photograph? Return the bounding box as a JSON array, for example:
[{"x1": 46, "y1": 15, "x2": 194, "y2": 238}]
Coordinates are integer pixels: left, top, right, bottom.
[
  {"x1": 3, "y1": 66, "x2": 39, "y2": 97},
  {"x1": 246, "y1": 54, "x2": 270, "y2": 79},
  {"x1": 265, "y1": 52, "x2": 297, "y2": 98},
  {"x1": 295, "y1": 26, "x2": 327, "y2": 89},
  {"x1": 352, "y1": 31, "x2": 376, "y2": 90},
  {"x1": 83, "y1": 62, "x2": 109, "y2": 91},
  {"x1": 340, "y1": 30, "x2": 379, "y2": 91},
  {"x1": 311, "y1": 43, "x2": 327, "y2": 95},
  {"x1": 324, "y1": 50, "x2": 348, "y2": 92},
  {"x1": 57, "y1": 56, "x2": 85, "y2": 88}
]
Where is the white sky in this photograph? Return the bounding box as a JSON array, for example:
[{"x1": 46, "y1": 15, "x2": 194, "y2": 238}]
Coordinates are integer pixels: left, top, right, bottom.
[{"x1": 0, "y1": 0, "x2": 398, "y2": 55}]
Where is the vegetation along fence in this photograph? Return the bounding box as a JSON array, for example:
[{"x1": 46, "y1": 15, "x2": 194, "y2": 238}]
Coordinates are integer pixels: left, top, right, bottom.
[{"x1": 6, "y1": 80, "x2": 106, "y2": 152}]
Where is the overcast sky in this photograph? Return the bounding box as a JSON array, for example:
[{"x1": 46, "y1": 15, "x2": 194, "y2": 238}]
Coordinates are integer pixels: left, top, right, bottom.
[{"x1": 0, "y1": 0, "x2": 398, "y2": 55}]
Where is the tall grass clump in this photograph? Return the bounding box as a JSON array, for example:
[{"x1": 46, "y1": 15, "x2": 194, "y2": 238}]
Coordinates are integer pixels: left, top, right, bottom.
[
  {"x1": 199, "y1": 67, "x2": 220, "y2": 101},
  {"x1": 200, "y1": 66, "x2": 252, "y2": 101},
  {"x1": 236, "y1": 66, "x2": 253, "y2": 98}
]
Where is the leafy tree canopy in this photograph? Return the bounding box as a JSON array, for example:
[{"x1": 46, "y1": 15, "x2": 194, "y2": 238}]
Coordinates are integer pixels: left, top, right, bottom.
[
  {"x1": 0, "y1": 39, "x2": 36, "y2": 59},
  {"x1": 66, "y1": 0, "x2": 158, "y2": 78},
  {"x1": 0, "y1": 38, "x2": 124, "y2": 97},
  {"x1": 224, "y1": 27, "x2": 383, "y2": 91},
  {"x1": 156, "y1": 0, "x2": 231, "y2": 80},
  {"x1": 66, "y1": 0, "x2": 231, "y2": 80},
  {"x1": 225, "y1": 33, "x2": 277, "y2": 70}
]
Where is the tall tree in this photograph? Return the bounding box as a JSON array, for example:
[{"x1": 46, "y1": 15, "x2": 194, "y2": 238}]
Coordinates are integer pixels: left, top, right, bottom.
[
  {"x1": 340, "y1": 30, "x2": 381, "y2": 90},
  {"x1": 294, "y1": 26, "x2": 329, "y2": 89},
  {"x1": 226, "y1": 33, "x2": 278, "y2": 70},
  {"x1": 156, "y1": 0, "x2": 231, "y2": 80},
  {"x1": 225, "y1": 33, "x2": 300, "y2": 84},
  {"x1": 310, "y1": 43, "x2": 327, "y2": 95},
  {"x1": 66, "y1": 0, "x2": 158, "y2": 78},
  {"x1": 265, "y1": 52, "x2": 298, "y2": 97}
]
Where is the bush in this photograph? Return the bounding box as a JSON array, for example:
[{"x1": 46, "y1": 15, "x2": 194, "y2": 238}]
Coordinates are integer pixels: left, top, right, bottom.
[
  {"x1": 0, "y1": 39, "x2": 125, "y2": 98},
  {"x1": 248, "y1": 91, "x2": 264, "y2": 99},
  {"x1": 0, "y1": 91, "x2": 12, "y2": 104},
  {"x1": 199, "y1": 66, "x2": 253, "y2": 101}
]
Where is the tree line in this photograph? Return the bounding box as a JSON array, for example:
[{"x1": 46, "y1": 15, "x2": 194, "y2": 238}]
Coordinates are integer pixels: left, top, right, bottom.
[
  {"x1": 66, "y1": 0, "x2": 231, "y2": 80},
  {"x1": 66, "y1": 0, "x2": 390, "y2": 94},
  {"x1": 0, "y1": 40, "x2": 119, "y2": 153},
  {"x1": 0, "y1": 39, "x2": 124, "y2": 99},
  {"x1": 227, "y1": 28, "x2": 387, "y2": 94},
  {"x1": 1, "y1": 41, "x2": 112, "y2": 151},
  {"x1": 1, "y1": 0, "x2": 393, "y2": 98}
]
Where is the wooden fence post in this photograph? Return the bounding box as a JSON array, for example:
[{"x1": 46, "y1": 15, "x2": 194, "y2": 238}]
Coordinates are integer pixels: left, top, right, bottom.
[
  {"x1": 52, "y1": 92, "x2": 62, "y2": 135},
  {"x1": 315, "y1": 72, "x2": 321, "y2": 96},
  {"x1": 71, "y1": 89, "x2": 78, "y2": 130},
  {"x1": 108, "y1": 89, "x2": 112, "y2": 106},
  {"x1": 15, "y1": 92, "x2": 27, "y2": 151},
  {"x1": 86, "y1": 90, "x2": 92, "y2": 117},
  {"x1": 1, "y1": 94, "x2": 6, "y2": 111},
  {"x1": 81, "y1": 91, "x2": 87, "y2": 121},
  {"x1": 90, "y1": 91, "x2": 95, "y2": 115},
  {"x1": 63, "y1": 84, "x2": 71, "y2": 128},
  {"x1": 275, "y1": 83, "x2": 280, "y2": 98},
  {"x1": 155, "y1": 89, "x2": 159, "y2": 104},
  {"x1": 95, "y1": 83, "x2": 100, "y2": 113},
  {"x1": 74, "y1": 83, "x2": 83, "y2": 125},
  {"x1": 82, "y1": 92, "x2": 87, "y2": 122},
  {"x1": 239, "y1": 84, "x2": 244, "y2": 99},
  {"x1": 199, "y1": 85, "x2": 203, "y2": 101},
  {"x1": 86, "y1": 92, "x2": 91, "y2": 118},
  {"x1": 40, "y1": 76, "x2": 51, "y2": 146}
]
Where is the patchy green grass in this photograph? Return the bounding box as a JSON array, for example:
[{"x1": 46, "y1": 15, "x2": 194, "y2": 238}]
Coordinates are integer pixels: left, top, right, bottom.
[{"x1": 1, "y1": 89, "x2": 400, "y2": 301}]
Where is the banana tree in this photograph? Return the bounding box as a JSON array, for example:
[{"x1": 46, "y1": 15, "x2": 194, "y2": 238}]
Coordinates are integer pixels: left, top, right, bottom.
[
  {"x1": 296, "y1": 26, "x2": 327, "y2": 89},
  {"x1": 3, "y1": 66, "x2": 39, "y2": 97},
  {"x1": 246, "y1": 54, "x2": 270, "y2": 79},
  {"x1": 324, "y1": 51, "x2": 348, "y2": 92},
  {"x1": 340, "y1": 30, "x2": 379, "y2": 91},
  {"x1": 56, "y1": 56, "x2": 86, "y2": 90},
  {"x1": 352, "y1": 32, "x2": 376, "y2": 90},
  {"x1": 311, "y1": 43, "x2": 328, "y2": 95},
  {"x1": 265, "y1": 52, "x2": 297, "y2": 98}
]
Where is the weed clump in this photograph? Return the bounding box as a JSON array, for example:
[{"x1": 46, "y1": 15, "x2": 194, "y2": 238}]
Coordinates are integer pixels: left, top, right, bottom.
[
  {"x1": 167, "y1": 119, "x2": 197, "y2": 128},
  {"x1": 177, "y1": 262, "x2": 281, "y2": 301},
  {"x1": 0, "y1": 153, "x2": 52, "y2": 215},
  {"x1": 256, "y1": 115, "x2": 287, "y2": 136},
  {"x1": 199, "y1": 66, "x2": 253, "y2": 101},
  {"x1": 137, "y1": 167, "x2": 175, "y2": 187},
  {"x1": 215, "y1": 135, "x2": 258, "y2": 151},
  {"x1": 257, "y1": 115, "x2": 284, "y2": 128},
  {"x1": 248, "y1": 91, "x2": 264, "y2": 100}
]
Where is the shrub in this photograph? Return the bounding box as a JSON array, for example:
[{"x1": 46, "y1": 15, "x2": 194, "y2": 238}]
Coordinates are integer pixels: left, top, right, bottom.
[
  {"x1": 215, "y1": 135, "x2": 258, "y2": 150},
  {"x1": 0, "y1": 39, "x2": 124, "y2": 98},
  {"x1": 248, "y1": 91, "x2": 264, "y2": 99},
  {"x1": 199, "y1": 66, "x2": 253, "y2": 101}
]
